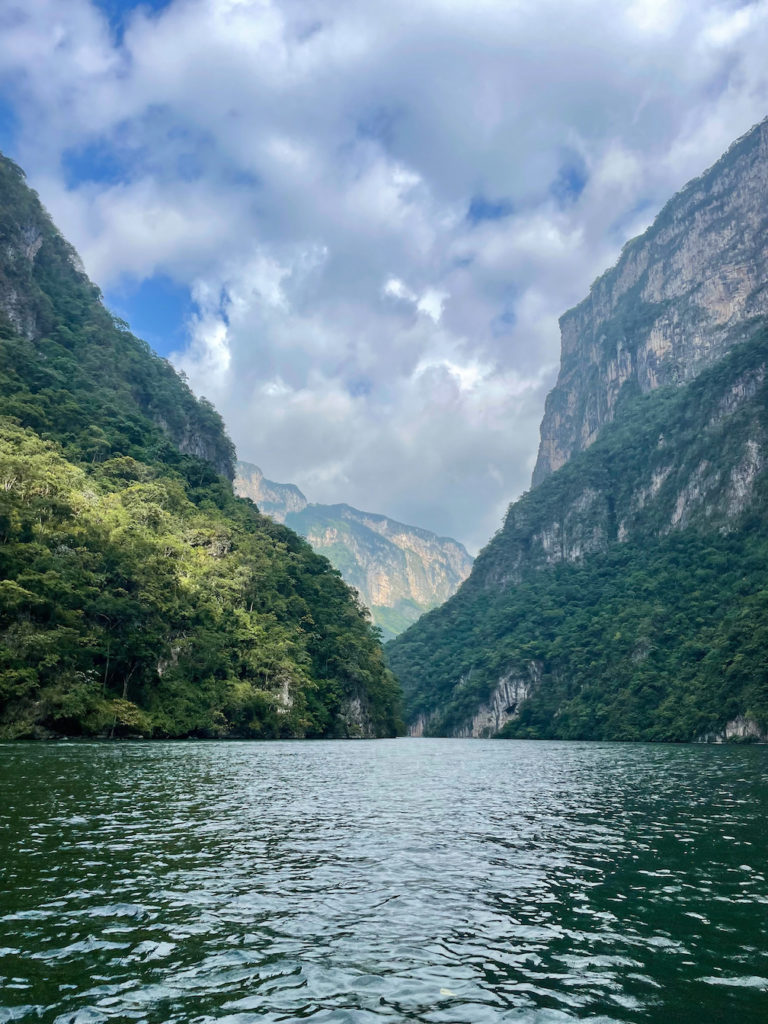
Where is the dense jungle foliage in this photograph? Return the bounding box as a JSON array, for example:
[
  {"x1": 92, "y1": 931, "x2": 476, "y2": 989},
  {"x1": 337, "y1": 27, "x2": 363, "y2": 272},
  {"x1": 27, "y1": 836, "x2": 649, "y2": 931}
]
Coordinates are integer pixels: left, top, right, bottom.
[
  {"x1": 387, "y1": 327, "x2": 768, "y2": 741},
  {"x1": 0, "y1": 154, "x2": 402, "y2": 739}
]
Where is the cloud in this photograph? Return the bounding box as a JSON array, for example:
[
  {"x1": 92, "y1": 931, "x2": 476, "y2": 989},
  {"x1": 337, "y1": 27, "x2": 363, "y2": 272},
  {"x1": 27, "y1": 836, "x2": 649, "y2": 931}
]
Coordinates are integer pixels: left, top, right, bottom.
[
  {"x1": 1, "y1": 0, "x2": 767, "y2": 550},
  {"x1": 383, "y1": 278, "x2": 448, "y2": 323}
]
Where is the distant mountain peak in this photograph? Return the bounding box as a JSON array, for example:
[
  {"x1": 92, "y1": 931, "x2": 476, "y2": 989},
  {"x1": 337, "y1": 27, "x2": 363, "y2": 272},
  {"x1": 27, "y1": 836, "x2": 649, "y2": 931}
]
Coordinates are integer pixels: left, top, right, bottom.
[
  {"x1": 234, "y1": 460, "x2": 307, "y2": 520},
  {"x1": 234, "y1": 460, "x2": 472, "y2": 639}
]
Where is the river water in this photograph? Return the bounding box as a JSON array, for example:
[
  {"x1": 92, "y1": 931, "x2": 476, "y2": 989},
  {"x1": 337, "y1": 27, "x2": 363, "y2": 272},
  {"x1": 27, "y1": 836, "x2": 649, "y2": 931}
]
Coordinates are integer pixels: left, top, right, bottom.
[{"x1": 1, "y1": 740, "x2": 766, "y2": 1023}]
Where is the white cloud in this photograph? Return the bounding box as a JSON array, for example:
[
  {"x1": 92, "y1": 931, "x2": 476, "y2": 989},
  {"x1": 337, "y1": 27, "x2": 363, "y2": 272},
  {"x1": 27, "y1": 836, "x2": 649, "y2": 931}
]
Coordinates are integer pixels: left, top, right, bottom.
[
  {"x1": 1, "y1": 0, "x2": 767, "y2": 550},
  {"x1": 384, "y1": 279, "x2": 448, "y2": 322},
  {"x1": 416, "y1": 289, "x2": 448, "y2": 323},
  {"x1": 383, "y1": 278, "x2": 416, "y2": 303}
]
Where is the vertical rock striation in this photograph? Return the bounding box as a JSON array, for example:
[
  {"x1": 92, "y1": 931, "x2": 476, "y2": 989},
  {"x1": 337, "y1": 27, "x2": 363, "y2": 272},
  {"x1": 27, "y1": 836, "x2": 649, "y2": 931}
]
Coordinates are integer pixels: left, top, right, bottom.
[{"x1": 533, "y1": 118, "x2": 768, "y2": 486}]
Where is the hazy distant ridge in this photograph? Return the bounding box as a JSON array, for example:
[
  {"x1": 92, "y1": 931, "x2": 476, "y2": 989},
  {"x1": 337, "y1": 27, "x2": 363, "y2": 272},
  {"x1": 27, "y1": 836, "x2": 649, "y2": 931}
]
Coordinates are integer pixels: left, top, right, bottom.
[{"x1": 235, "y1": 461, "x2": 473, "y2": 639}]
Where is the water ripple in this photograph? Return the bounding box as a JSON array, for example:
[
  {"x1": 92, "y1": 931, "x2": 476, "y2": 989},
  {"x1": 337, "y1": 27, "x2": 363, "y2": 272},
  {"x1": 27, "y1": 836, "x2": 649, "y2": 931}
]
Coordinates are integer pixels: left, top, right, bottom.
[{"x1": 1, "y1": 740, "x2": 767, "y2": 1022}]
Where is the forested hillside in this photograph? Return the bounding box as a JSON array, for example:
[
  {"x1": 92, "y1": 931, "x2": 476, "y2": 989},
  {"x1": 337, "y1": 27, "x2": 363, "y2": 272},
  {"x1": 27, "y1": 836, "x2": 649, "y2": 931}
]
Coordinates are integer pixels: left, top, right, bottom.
[
  {"x1": 388, "y1": 327, "x2": 768, "y2": 740},
  {"x1": 0, "y1": 154, "x2": 402, "y2": 740},
  {"x1": 387, "y1": 121, "x2": 768, "y2": 744}
]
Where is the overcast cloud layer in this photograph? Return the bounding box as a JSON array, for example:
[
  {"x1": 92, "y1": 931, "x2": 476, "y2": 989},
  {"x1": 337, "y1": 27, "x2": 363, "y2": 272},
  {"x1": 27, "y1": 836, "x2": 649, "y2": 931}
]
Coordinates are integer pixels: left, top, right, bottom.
[{"x1": 1, "y1": 0, "x2": 767, "y2": 550}]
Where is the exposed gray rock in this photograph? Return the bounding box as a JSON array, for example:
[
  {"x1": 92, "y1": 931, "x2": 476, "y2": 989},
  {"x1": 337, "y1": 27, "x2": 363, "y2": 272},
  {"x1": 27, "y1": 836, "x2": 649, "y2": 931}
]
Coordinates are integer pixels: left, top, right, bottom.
[
  {"x1": 0, "y1": 223, "x2": 44, "y2": 339},
  {"x1": 726, "y1": 440, "x2": 763, "y2": 518},
  {"x1": 533, "y1": 118, "x2": 768, "y2": 485},
  {"x1": 697, "y1": 716, "x2": 766, "y2": 744},
  {"x1": 338, "y1": 693, "x2": 377, "y2": 738},
  {"x1": 408, "y1": 712, "x2": 433, "y2": 738},
  {"x1": 453, "y1": 664, "x2": 542, "y2": 738},
  {"x1": 409, "y1": 663, "x2": 542, "y2": 738}
]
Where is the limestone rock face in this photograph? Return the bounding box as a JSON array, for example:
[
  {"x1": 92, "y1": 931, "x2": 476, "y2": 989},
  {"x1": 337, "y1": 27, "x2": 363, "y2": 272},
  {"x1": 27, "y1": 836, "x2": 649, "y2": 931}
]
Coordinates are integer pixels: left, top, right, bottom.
[
  {"x1": 153, "y1": 415, "x2": 235, "y2": 482},
  {"x1": 533, "y1": 118, "x2": 768, "y2": 486},
  {"x1": 470, "y1": 365, "x2": 766, "y2": 596},
  {"x1": 234, "y1": 461, "x2": 308, "y2": 520},
  {"x1": 408, "y1": 663, "x2": 542, "y2": 738},
  {"x1": 452, "y1": 664, "x2": 542, "y2": 738},
  {"x1": 235, "y1": 461, "x2": 473, "y2": 639},
  {"x1": 0, "y1": 223, "x2": 43, "y2": 339},
  {"x1": 697, "y1": 716, "x2": 767, "y2": 744}
]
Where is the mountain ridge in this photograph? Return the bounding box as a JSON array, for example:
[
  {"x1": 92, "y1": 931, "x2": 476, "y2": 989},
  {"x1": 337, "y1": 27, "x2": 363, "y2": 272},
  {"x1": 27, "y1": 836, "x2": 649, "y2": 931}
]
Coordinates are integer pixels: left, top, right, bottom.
[{"x1": 234, "y1": 460, "x2": 473, "y2": 640}]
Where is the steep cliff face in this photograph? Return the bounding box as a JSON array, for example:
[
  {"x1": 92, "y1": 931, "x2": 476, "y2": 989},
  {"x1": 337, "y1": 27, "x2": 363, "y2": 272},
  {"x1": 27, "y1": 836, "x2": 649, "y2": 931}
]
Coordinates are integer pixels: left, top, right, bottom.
[
  {"x1": 471, "y1": 342, "x2": 767, "y2": 594},
  {"x1": 235, "y1": 461, "x2": 308, "y2": 520},
  {"x1": 235, "y1": 462, "x2": 473, "y2": 639},
  {"x1": 387, "y1": 121, "x2": 768, "y2": 743},
  {"x1": 408, "y1": 663, "x2": 541, "y2": 738},
  {"x1": 0, "y1": 221, "x2": 45, "y2": 339},
  {"x1": 533, "y1": 117, "x2": 768, "y2": 486}
]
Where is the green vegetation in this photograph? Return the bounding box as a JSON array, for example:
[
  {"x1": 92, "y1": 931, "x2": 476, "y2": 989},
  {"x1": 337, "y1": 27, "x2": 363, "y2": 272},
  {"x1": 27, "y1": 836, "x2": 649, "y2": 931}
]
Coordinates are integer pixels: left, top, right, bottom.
[
  {"x1": 0, "y1": 153, "x2": 402, "y2": 739},
  {"x1": 368, "y1": 600, "x2": 425, "y2": 643},
  {"x1": 284, "y1": 503, "x2": 472, "y2": 641},
  {"x1": 387, "y1": 326, "x2": 768, "y2": 741}
]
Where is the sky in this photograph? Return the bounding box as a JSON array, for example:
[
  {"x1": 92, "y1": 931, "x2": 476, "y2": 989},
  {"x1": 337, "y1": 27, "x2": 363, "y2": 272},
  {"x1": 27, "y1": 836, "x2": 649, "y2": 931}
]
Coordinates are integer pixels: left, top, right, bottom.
[{"x1": 1, "y1": 0, "x2": 767, "y2": 552}]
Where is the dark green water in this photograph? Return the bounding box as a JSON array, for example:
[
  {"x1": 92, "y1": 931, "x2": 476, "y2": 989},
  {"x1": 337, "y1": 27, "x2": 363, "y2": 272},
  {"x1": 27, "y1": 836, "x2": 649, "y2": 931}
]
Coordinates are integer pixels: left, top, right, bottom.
[{"x1": 1, "y1": 740, "x2": 767, "y2": 1023}]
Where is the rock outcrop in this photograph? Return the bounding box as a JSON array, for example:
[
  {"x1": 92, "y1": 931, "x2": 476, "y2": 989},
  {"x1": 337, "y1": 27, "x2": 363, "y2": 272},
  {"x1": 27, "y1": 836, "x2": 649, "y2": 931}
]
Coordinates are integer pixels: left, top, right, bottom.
[
  {"x1": 452, "y1": 664, "x2": 542, "y2": 738},
  {"x1": 697, "y1": 716, "x2": 767, "y2": 744},
  {"x1": 533, "y1": 118, "x2": 768, "y2": 486},
  {"x1": 234, "y1": 461, "x2": 308, "y2": 520},
  {"x1": 0, "y1": 222, "x2": 43, "y2": 339}
]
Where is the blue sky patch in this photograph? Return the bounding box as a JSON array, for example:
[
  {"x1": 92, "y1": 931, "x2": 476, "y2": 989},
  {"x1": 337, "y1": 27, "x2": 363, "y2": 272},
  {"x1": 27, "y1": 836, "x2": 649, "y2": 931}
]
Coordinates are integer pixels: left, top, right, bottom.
[
  {"x1": 104, "y1": 273, "x2": 194, "y2": 358},
  {"x1": 62, "y1": 139, "x2": 128, "y2": 187},
  {"x1": 492, "y1": 308, "x2": 517, "y2": 336},
  {"x1": 491, "y1": 289, "x2": 520, "y2": 336},
  {"x1": 346, "y1": 377, "x2": 373, "y2": 398},
  {"x1": 467, "y1": 195, "x2": 514, "y2": 224},
  {"x1": 94, "y1": 0, "x2": 174, "y2": 41},
  {"x1": 550, "y1": 158, "x2": 588, "y2": 206},
  {"x1": 356, "y1": 107, "x2": 402, "y2": 148}
]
